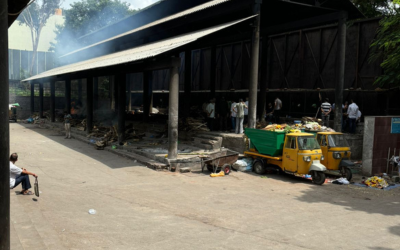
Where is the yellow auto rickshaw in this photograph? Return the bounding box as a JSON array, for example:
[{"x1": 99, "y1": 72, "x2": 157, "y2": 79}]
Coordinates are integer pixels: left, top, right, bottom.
[{"x1": 316, "y1": 132, "x2": 354, "y2": 180}]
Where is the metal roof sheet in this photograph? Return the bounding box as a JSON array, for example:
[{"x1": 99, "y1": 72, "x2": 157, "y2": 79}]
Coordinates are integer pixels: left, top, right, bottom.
[
  {"x1": 23, "y1": 15, "x2": 253, "y2": 82},
  {"x1": 61, "y1": 0, "x2": 231, "y2": 58}
]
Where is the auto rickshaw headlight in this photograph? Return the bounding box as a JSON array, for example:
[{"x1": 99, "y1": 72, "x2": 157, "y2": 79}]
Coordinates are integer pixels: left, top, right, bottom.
[
  {"x1": 303, "y1": 156, "x2": 311, "y2": 162},
  {"x1": 320, "y1": 155, "x2": 325, "y2": 161},
  {"x1": 333, "y1": 152, "x2": 342, "y2": 159}
]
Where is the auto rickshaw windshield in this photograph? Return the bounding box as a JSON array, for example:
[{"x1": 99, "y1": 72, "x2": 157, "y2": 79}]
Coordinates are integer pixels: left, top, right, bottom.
[
  {"x1": 328, "y1": 134, "x2": 349, "y2": 147},
  {"x1": 298, "y1": 136, "x2": 321, "y2": 150}
]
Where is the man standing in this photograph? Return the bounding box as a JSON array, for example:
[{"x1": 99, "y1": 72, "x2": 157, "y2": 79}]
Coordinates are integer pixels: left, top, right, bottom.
[
  {"x1": 206, "y1": 99, "x2": 216, "y2": 131},
  {"x1": 321, "y1": 98, "x2": 332, "y2": 127},
  {"x1": 64, "y1": 110, "x2": 72, "y2": 139},
  {"x1": 274, "y1": 97, "x2": 282, "y2": 123},
  {"x1": 265, "y1": 103, "x2": 274, "y2": 123},
  {"x1": 9, "y1": 153, "x2": 37, "y2": 195},
  {"x1": 234, "y1": 99, "x2": 247, "y2": 134},
  {"x1": 230, "y1": 100, "x2": 237, "y2": 132},
  {"x1": 347, "y1": 99, "x2": 359, "y2": 134}
]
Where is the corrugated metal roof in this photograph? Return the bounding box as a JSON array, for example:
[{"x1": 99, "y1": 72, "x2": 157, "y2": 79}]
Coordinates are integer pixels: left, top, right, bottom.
[
  {"x1": 60, "y1": 0, "x2": 232, "y2": 58},
  {"x1": 23, "y1": 16, "x2": 254, "y2": 82}
]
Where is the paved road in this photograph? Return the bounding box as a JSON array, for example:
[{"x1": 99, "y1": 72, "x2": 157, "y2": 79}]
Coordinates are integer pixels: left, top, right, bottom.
[{"x1": 9, "y1": 123, "x2": 400, "y2": 250}]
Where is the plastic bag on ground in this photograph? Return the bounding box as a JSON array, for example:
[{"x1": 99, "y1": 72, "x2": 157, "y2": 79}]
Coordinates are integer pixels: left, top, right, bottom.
[
  {"x1": 232, "y1": 158, "x2": 253, "y2": 172},
  {"x1": 332, "y1": 177, "x2": 350, "y2": 185}
]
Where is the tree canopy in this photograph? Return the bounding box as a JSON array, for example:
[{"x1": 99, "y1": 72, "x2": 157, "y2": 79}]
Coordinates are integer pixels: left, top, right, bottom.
[
  {"x1": 18, "y1": 0, "x2": 61, "y2": 75},
  {"x1": 368, "y1": 0, "x2": 400, "y2": 87},
  {"x1": 52, "y1": 0, "x2": 137, "y2": 58}
]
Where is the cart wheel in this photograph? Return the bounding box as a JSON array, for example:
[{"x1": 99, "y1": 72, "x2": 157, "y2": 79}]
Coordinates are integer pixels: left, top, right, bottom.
[
  {"x1": 341, "y1": 167, "x2": 352, "y2": 181},
  {"x1": 206, "y1": 165, "x2": 214, "y2": 172},
  {"x1": 312, "y1": 171, "x2": 326, "y2": 185},
  {"x1": 222, "y1": 164, "x2": 231, "y2": 175},
  {"x1": 253, "y1": 160, "x2": 266, "y2": 175}
]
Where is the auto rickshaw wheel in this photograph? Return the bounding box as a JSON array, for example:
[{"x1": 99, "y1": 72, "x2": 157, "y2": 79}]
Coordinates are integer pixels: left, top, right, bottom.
[
  {"x1": 312, "y1": 171, "x2": 326, "y2": 185},
  {"x1": 253, "y1": 160, "x2": 266, "y2": 175},
  {"x1": 341, "y1": 167, "x2": 352, "y2": 181},
  {"x1": 222, "y1": 164, "x2": 231, "y2": 175}
]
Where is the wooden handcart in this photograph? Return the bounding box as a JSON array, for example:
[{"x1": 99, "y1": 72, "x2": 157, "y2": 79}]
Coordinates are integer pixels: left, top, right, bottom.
[{"x1": 201, "y1": 150, "x2": 239, "y2": 175}]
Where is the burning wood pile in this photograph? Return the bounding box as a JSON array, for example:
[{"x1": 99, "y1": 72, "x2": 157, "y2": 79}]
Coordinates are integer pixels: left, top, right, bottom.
[
  {"x1": 89, "y1": 125, "x2": 146, "y2": 150},
  {"x1": 179, "y1": 117, "x2": 209, "y2": 132}
]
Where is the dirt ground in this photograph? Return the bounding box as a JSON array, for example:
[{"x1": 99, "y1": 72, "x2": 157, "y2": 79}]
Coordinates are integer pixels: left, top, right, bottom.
[{"x1": 9, "y1": 123, "x2": 400, "y2": 250}]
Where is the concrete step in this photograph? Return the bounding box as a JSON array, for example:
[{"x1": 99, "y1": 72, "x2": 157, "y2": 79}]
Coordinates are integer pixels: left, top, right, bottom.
[{"x1": 192, "y1": 134, "x2": 222, "y2": 150}]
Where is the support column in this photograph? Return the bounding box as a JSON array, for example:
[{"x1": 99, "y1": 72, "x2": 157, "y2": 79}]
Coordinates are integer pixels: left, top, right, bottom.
[
  {"x1": 30, "y1": 81, "x2": 35, "y2": 114},
  {"x1": 143, "y1": 71, "x2": 153, "y2": 120},
  {"x1": 210, "y1": 46, "x2": 217, "y2": 98},
  {"x1": 39, "y1": 82, "x2": 44, "y2": 118},
  {"x1": 248, "y1": 1, "x2": 261, "y2": 129},
  {"x1": 258, "y1": 38, "x2": 269, "y2": 122},
  {"x1": 184, "y1": 49, "x2": 192, "y2": 117},
  {"x1": 78, "y1": 79, "x2": 82, "y2": 105},
  {"x1": 127, "y1": 75, "x2": 132, "y2": 111},
  {"x1": 50, "y1": 80, "x2": 56, "y2": 122},
  {"x1": 65, "y1": 79, "x2": 71, "y2": 113},
  {"x1": 86, "y1": 76, "x2": 93, "y2": 134},
  {"x1": 334, "y1": 12, "x2": 347, "y2": 132},
  {"x1": 168, "y1": 63, "x2": 180, "y2": 171},
  {"x1": 114, "y1": 76, "x2": 119, "y2": 111},
  {"x1": 0, "y1": 0, "x2": 10, "y2": 246},
  {"x1": 118, "y1": 74, "x2": 126, "y2": 144},
  {"x1": 93, "y1": 77, "x2": 98, "y2": 110}
]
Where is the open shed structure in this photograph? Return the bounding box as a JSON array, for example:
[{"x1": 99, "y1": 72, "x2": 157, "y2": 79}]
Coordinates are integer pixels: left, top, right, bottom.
[{"x1": 23, "y1": 0, "x2": 363, "y2": 169}]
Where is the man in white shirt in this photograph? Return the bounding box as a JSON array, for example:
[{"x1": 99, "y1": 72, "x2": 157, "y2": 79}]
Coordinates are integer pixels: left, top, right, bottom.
[
  {"x1": 10, "y1": 153, "x2": 37, "y2": 195},
  {"x1": 274, "y1": 97, "x2": 282, "y2": 123},
  {"x1": 206, "y1": 99, "x2": 216, "y2": 131},
  {"x1": 230, "y1": 100, "x2": 237, "y2": 132},
  {"x1": 234, "y1": 99, "x2": 248, "y2": 134},
  {"x1": 347, "y1": 99, "x2": 359, "y2": 134}
]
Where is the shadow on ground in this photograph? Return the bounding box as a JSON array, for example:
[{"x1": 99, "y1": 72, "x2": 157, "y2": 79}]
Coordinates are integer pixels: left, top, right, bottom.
[{"x1": 14, "y1": 123, "x2": 144, "y2": 170}]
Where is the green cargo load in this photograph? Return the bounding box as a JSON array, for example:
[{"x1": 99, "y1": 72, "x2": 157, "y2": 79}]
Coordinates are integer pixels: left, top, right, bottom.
[{"x1": 245, "y1": 128, "x2": 286, "y2": 156}]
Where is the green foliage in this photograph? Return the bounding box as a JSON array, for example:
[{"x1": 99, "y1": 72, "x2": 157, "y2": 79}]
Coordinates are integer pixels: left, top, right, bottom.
[
  {"x1": 351, "y1": 0, "x2": 396, "y2": 18},
  {"x1": 369, "y1": 12, "x2": 400, "y2": 87},
  {"x1": 52, "y1": 0, "x2": 137, "y2": 57}
]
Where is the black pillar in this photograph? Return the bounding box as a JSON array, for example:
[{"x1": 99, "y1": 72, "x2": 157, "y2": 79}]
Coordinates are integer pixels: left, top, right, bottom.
[
  {"x1": 65, "y1": 79, "x2": 71, "y2": 113},
  {"x1": 118, "y1": 74, "x2": 126, "y2": 144},
  {"x1": 114, "y1": 76, "x2": 119, "y2": 111},
  {"x1": 210, "y1": 46, "x2": 217, "y2": 98},
  {"x1": 334, "y1": 12, "x2": 347, "y2": 132},
  {"x1": 39, "y1": 82, "x2": 44, "y2": 118},
  {"x1": 50, "y1": 80, "x2": 56, "y2": 122},
  {"x1": 78, "y1": 79, "x2": 83, "y2": 103},
  {"x1": 184, "y1": 50, "x2": 192, "y2": 117},
  {"x1": 30, "y1": 81, "x2": 35, "y2": 114},
  {"x1": 143, "y1": 71, "x2": 153, "y2": 120},
  {"x1": 258, "y1": 38, "x2": 269, "y2": 122},
  {"x1": 127, "y1": 75, "x2": 132, "y2": 111},
  {"x1": 0, "y1": 0, "x2": 10, "y2": 246},
  {"x1": 248, "y1": 1, "x2": 261, "y2": 128},
  {"x1": 86, "y1": 77, "x2": 93, "y2": 133},
  {"x1": 93, "y1": 77, "x2": 99, "y2": 110}
]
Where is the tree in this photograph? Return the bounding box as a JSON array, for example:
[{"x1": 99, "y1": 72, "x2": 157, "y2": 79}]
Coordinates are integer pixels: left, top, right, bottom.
[
  {"x1": 18, "y1": 0, "x2": 61, "y2": 75},
  {"x1": 52, "y1": 0, "x2": 137, "y2": 58},
  {"x1": 351, "y1": 0, "x2": 395, "y2": 17},
  {"x1": 369, "y1": 1, "x2": 400, "y2": 87}
]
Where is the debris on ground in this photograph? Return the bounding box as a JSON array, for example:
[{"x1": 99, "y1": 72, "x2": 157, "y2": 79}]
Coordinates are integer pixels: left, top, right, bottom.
[
  {"x1": 210, "y1": 171, "x2": 225, "y2": 177},
  {"x1": 232, "y1": 158, "x2": 253, "y2": 172}
]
